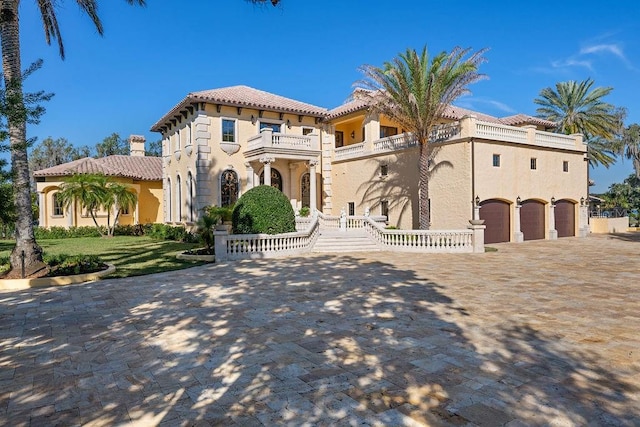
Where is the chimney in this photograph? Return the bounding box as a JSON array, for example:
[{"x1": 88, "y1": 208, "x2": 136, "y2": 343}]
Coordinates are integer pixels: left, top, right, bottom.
[{"x1": 129, "y1": 135, "x2": 146, "y2": 157}]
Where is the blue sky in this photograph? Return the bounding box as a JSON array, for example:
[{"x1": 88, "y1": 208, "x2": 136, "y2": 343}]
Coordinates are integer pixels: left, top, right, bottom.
[{"x1": 9, "y1": 0, "x2": 640, "y2": 193}]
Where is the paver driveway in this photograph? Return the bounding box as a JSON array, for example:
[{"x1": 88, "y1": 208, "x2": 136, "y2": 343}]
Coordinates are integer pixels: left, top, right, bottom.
[{"x1": 1, "y1": 234, "x2": 639, "y2": 426}]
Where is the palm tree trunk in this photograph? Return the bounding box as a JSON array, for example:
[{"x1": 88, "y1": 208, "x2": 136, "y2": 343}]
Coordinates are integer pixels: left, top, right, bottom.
[
  {"x1": 418, "y1": 141, "x2": 431, "y2": 229},
  {"x1": 1, "y1": 1, "x2": 47, "y2": 278}
]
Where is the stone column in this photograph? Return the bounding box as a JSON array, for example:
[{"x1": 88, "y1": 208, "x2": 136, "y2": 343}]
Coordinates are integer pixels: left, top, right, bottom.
[
  {"x1": 66, "y1": 204, "x2": 73, "y2": 228},
  {"x1": 309, "y1": 160, "x2": 319, "y2": 213},
  {"x1": 468, "y1": 222, "x2": 486, "y2": 253},
  {"x1": 38, "y1": 192, "x2": 45, "y2": 227},
  {"x1": 514, "y1": 203, "x2": 524, "y2": 243},
  {"x1": 214, "y1": 230, "x2": 229, "y2": 262},
  {"x1": 245, "y1": 163, "x2": 254, "y2": 190},
  {"x1": 260, "y1": 156, "x2": 274, "y2": 186},
  {"x1": 579, "y1": 203, "x2": 590, "y2": 237},
  {"x1": 549, "y1": 202, "x2": 558, "y2": 240}
]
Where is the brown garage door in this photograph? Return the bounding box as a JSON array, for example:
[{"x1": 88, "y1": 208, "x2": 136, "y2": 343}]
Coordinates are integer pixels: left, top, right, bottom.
[
  {"x1": 480, "y1": 199, "x2": 510, "y2": 244},
  {"x1": 555, "y1": 200, "x2": 575, "y2": 237},
  {"x1": 521, "y1": 200, "x2": 545, "y2": 240}
]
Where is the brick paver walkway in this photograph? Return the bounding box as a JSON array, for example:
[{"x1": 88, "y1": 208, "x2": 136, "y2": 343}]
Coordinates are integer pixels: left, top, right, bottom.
[{"x1": 1, "y1": 234, "x2": 639, "y2": 426}]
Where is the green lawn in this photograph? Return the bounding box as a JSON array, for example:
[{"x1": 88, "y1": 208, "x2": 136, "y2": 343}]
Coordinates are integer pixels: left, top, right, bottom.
[{"x1": 0, "y1": 236, "x2": 205, "y2": 278}]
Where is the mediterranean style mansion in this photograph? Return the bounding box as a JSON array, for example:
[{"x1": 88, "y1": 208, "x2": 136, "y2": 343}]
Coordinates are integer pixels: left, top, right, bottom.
[{"x1": 151, "y1": 85, "x2": 589, "y2": 244}]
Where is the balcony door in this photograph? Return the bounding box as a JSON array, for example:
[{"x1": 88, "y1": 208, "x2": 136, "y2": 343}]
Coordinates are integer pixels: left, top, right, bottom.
[{"x1": 259, "y1": 122, "x2": 282, "y2": 133}]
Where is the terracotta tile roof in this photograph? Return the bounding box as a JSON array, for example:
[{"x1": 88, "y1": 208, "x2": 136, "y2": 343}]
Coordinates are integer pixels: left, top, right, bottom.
[
  {"x1": 326, "y1": 99, "x2": 368, "y2": 120},
  {"x1": 151, "y1": 85, "x2": 327, "y2": 131},
  {"x1": 441, "y1": 105, "x2": 502, "y2": 123},
  {"x1": 33, "y1": 155, "x2": 162, "y2": 181},
  {"x1": 499, "y1": 114, "x2": 556, "y2": 128}
]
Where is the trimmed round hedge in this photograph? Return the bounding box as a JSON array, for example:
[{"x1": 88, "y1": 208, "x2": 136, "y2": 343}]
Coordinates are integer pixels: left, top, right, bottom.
[{"x1": 232, "y1": 185, "x2": 296, "y2": 235}]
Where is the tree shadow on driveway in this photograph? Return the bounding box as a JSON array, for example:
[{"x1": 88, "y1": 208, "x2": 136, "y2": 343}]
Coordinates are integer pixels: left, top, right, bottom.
[{"x1": 0, "y1": 252, "x2": 638, "y2": 426}]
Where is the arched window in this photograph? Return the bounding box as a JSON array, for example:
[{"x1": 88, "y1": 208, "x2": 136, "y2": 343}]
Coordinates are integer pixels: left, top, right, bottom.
[
  {"x1": 259, "y1": 168, "x2": 283, "y2": 191},
  {"x1": 166, "y1": 178, "x2": 172, "y2": 222},
  {"x1": 187, "y1": 172, "x2": 194, "y2": 222},
  {"x1": 176, "y1": 175, "x2": 182, "y2": 221},
  {"x1": 52, "y1": 192, "x2": 64, "y2": 216},
  {"x1": 301, "y1": 173, "x2": 310, "y2": 208},
  {"x1": 221, "y1": 170, "x2": 239, "y2": 207}
]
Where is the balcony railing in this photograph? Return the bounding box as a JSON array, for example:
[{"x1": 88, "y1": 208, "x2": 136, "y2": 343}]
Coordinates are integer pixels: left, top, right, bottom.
[
  {"x1": 332, "y1": 117, "x2": 583, "y2": 162},
  {"x1": 247, "y1": 128, "x2": 319, "y2": 151}
]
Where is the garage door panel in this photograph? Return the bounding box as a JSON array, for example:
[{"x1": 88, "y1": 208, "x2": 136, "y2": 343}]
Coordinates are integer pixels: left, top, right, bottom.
[
  {"x1": 555, "y1": 200, "x2": 575, "y2": 237},
  {"x1": 480, "y1": 200, "x2": 510, "y2": 244},
  {"x1": 521, "y1": 200, "x2": 545, "y2": 241}
]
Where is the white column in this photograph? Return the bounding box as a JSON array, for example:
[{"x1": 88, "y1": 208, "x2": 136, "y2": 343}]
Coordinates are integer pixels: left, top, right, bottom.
[
  {"x1": 260, "y1": 156, "x2": 274, "y2": 186},
  {"x1": 245, "y1": 163, "x2": 254, "y2": 190},
  {"x1": 579, "y1": 202, "x2": 590, "y2": 237},
  {"x1": 549, "y1": 202, "x2": 557, "y2": 240},
  {"x1": 66, "y1": 203, "x2": 73, "y2": 228},
  {"x1": 514, "y1": 203, "x2": 524, "y2": 242},
  {"x1": 309, "y1": 160, "x2": 318, "y2": 213},
  {"x1": 38, "y1": 192, "x2": 45, "y2": 227}
]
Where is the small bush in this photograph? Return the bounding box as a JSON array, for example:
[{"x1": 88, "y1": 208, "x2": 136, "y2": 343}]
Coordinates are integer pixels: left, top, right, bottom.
[
  {"x1": 299, "y1": 207, "x2": 311, "y2": 217},
  {"x1": 147, "y1": 223, "x2": 197, "y2": 242},
  {"x1": 0, "y1": 256, "x2": 9, "y2": 275},
  {"x1": 35, "y1": 226, "x2": 102, "y2": 239},
  {"x1": 232, "y1": 185, "x2": 296, "y2": 235},
  {"x1": 43, "y1": 253, "x2": 106, "y2": 276}
]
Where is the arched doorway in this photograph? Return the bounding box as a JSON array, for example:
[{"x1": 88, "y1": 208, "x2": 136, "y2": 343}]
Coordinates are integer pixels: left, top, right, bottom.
[
  {"x1": 260, "y1": 168, "x2": 283, "y2": 191},
  {"x1": 301, "y1": 173, "x2": 310, "y2": 208},
  {"x1": 220, "y1": 170, "x2": 239, "y2": 207},
  {"x1": 555, "y1": 200, "x2": 575, "y2": 237},
  {"x1": 480, "y1": 199, "x2": 510, "y2": 244},
  {"x1": 521, "y1": 200, "x2": 545, "y2": 240}
]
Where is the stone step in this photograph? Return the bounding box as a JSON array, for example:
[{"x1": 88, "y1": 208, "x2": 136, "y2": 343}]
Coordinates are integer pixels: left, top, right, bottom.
[{"x1": 312, "y1": 229, "x2": 380, "y2": 253}]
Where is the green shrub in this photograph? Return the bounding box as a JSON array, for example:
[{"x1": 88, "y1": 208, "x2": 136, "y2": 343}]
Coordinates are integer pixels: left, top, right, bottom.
[
  {"x1": 299, "y1": 206, "x2": 311, "y2": 217},
  {"x1": 0, "y1": 255, "x2": 9, "y2": 276},
  {"x1": 232, "y1": 185, "x2": 296, "y2": 235},
  {"x1": 35, "y1": 226, "x2": 103, "y2": 239},
  {"x1": 43, "y1": 253, "x2": 105, "y2": 276},
  {"x1": 147, "y1": 223, "x2": 197, "y2": 242}
]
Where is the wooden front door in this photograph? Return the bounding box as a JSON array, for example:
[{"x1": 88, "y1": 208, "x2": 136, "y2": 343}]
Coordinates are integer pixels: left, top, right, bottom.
[{"x1": 480, "y1": 200, "x2": 510, "y2": 244}]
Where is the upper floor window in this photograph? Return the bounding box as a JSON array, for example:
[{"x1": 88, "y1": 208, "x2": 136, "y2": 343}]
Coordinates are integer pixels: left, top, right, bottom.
[
  {"x1": 380, "y1": 126, "x2": 398, "y2": 138},
  {"x1": 222, "y1": 119, "x2": 236, "y2": 142},
  {"x1": 493, "y1": 154, "x2": 501, "y2": 167},
  {"x1": 381, "y1": 200, "x2": 389, "y2": 218},
  {"x1": 53, "y1": 193, "x2": 64, "y2": 216},
  {"x1": 259, "y1": 122, "x2": 281, "y2": 133},
  {"x1": 175, "y1": 129, "x2": 181, "y2": 150},
  {"x1": 563, "y1": 161, "x2": 569, "y2": 172},
  {"x1": 530, "y1": 158, "x2": 537, "y2": 170},
  {"x1": 348, "y1": 202, "x2": 355, "y2": 216},
  {"x1": 335, "y1": 131, "x2": 344, "y2": 148},
  {"x1": 302, "y1": 127, "x2": 314, "y2": 136},
  {"x1": 380, "y1": 164, "x2": 389, "y2": 177}
]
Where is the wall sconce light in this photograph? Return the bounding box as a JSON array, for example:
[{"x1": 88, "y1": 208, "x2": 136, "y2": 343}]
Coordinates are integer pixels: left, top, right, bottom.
[
  {"x1": 286, "y1": 119, "x2": 291, "y2": 129},
  {"x1": 580, "y1": 196, "x2": 585, "y2": 206},
  {"x1": 251, "y1": 115, "x2": 256, "y2": 125},
  {"x1": 475, "y1": 195, "x2": 480, "y2": 206},
  {"x1": 350, "y1": 131, "x2": 355, "y2": 139},
  {"x1": 516, "y1": 196, "x2": 521, "y2": 206},
  {"x1": 551, "y1": 197, "x2": 556, "y2": 206}
]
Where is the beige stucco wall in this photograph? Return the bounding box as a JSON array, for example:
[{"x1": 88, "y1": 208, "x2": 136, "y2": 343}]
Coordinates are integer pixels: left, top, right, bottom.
[
  {"x1": 36, "y1": 177, "x2": 162, "y2": 229},
  {"x1": 161, "y1": 104, "x2": 323, "y2": 223},
  {"x1": 590, "y1": 217, "x2": 629, "y2": 233}
]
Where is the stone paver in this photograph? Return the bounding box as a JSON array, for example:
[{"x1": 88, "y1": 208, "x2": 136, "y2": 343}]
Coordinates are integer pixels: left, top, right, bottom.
[{"x1": 0, "y1": 233, "x2": 639, "y2": 426}]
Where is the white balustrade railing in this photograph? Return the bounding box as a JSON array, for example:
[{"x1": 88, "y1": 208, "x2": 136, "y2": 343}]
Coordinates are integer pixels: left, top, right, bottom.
[
  {"x1": 334, "y1": 142, "x2": 366, "y2": 161},
  {"x1": 217, "y1": 216, "x2": 320, "y2": 261},
  {"x1": 247, "y1": 134, "x2": 263, "y2": 150},
  {"x1": 272, "y1": 133, "x2": 312, "y2": 149},
  {"x1": 475, "y1": 122, "x2": 528, "y2": 144},
  {"x1": 295, "y1": 216, "x2": 313, "y2": 231},
  {"x1": 534, "y1": 131, "x2": 577, "y2": 149},
  {"x1": 363, "y1": 218, "x2": 474, "y2": 253},
  {"x1": 246, "y1": 131, "x2": 317, "y2": 151},
  {"x1": 373, "y1": 133, "x2": 417, "y2": 152}
]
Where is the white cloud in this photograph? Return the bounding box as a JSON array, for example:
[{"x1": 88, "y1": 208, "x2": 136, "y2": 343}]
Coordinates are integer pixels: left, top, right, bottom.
[
  {"x1": 456, "y1": 97, "x2": 516, "y2": 114},
  {"x1": 535, "y1": 38, "x2": 635, "y2": 74},
  {"x1": 580, "y1": 43, "x2": 625, "y2": 59}
]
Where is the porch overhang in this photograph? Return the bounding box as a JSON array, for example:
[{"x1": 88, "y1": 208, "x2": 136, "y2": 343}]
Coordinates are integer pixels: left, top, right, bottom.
[{"x1": 243, "y1": 147, "x2": 321, "y2": 162}]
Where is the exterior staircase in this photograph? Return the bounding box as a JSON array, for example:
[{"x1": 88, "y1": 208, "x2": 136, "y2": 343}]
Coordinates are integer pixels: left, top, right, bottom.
[{"x1": 312, "y1": 228, "x2": 381, "y2": 253}]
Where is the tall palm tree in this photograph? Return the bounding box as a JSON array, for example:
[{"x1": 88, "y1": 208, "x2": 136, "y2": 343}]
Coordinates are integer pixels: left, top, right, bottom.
[
  {"x1": 356, "y1": 46, "x2": 487, "y2": 229},
  {"x1": 0, "y1": 0, "x2": 145, "y2": 277},
  {"x1": 534, "y1": 78, "x2": 621, "y2": 168},
  {"x1": 1, "y1": 0, "x2": 279, "y2": 277},
  {"x1": 619, "y1": 123, "x2": 640, "y2": 178}
]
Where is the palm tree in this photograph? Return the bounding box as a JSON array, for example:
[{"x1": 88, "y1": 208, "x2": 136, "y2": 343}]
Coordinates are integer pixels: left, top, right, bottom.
[
  {"x1": 534, "y1": 79, "x2": 622, "y2": 168},
  {"x1": 57, "y1": 174, "x2": 108, "y2": 233},
  {"x1": 102, "y1": 181, "x2": 138, "y2": 237},
  {"x1": 618, "y1": 123, "x2": 640, "y2": 178},
  {"x1": 1, "y1": 0, "x2": 278, "y2": 277},
  {"x1": 356, "y1": 46, "x2": 487, "y2": 229}
]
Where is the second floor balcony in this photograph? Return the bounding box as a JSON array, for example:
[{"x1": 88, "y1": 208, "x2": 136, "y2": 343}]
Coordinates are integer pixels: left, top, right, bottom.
[
  {"x1": 333, "y1": 115, "x2": 584, "y2": 162},
  {"x1": 244, "y1": 127, "x2": 321, "y2": 161}
]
